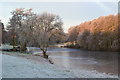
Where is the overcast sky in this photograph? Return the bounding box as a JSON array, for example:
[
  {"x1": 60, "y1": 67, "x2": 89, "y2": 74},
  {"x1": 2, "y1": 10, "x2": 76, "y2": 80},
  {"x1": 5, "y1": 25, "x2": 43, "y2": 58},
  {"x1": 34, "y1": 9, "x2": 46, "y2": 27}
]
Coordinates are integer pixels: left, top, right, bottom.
[{"x1": 0, "y1": 1, "x2": 118, "y2": 32}]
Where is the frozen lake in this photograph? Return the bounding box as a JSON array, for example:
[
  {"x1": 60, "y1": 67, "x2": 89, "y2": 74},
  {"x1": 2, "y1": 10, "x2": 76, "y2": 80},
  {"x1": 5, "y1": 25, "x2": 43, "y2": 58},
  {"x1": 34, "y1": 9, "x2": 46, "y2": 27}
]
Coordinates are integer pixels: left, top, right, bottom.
[{"x1": 28, "y1": 47, "x2": 119, "y2": 75}]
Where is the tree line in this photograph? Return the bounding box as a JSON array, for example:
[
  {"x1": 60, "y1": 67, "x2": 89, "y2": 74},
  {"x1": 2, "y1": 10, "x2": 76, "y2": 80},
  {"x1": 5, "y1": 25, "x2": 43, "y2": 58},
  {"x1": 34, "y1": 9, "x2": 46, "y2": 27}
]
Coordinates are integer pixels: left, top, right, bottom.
[
  {"x1": 3, "y1": 8, "x2": 66, "y2": 58},
  {"x1": 67, "y1": 15, "x2": 120, "y2": 51}
]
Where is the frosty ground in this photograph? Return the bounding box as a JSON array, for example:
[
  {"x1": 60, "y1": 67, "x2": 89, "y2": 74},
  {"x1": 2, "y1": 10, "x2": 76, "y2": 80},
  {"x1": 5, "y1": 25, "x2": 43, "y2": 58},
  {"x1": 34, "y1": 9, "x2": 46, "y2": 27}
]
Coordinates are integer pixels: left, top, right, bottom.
[{"x1": 1, "y1": 52, "x2": 118, "y2": 78}]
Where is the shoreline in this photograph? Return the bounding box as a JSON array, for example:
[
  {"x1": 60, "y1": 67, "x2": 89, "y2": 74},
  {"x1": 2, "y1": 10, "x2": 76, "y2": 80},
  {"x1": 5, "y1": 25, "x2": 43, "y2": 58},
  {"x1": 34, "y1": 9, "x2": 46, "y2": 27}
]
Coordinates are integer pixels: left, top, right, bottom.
[
  {"x1": 63, "y1": 45, "x2": 120, "y2": 52},
  {"x1": 2, "y1": 51, "x2": 118, "y2": 78}
]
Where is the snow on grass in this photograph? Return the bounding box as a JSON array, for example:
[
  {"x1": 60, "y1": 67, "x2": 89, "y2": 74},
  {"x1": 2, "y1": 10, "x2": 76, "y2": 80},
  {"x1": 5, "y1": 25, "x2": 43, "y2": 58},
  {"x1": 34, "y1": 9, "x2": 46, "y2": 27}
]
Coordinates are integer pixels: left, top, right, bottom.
[
  {"x1": 0, "y1": 44, "x2": 13, "y2": 50},
  {"x1": 2, "y1": 54, "x2": 76, "y2": 78},
  {"x1": 0, "y1": 53, "x2": 2, "y2": 79}
]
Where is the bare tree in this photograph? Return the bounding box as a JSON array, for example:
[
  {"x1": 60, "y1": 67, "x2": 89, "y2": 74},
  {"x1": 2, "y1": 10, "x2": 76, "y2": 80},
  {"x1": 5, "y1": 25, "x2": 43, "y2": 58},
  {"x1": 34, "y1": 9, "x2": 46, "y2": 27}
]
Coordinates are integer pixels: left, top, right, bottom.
[
  {"x1": 8, "y1": 8, "x2": 35, "y2": 52},
  {"x1": 33, "y1": 12, "x2": 63, "y2": 58},
  {"x1": 8, "y1": 9, "x2": 63, "y2": 57}
]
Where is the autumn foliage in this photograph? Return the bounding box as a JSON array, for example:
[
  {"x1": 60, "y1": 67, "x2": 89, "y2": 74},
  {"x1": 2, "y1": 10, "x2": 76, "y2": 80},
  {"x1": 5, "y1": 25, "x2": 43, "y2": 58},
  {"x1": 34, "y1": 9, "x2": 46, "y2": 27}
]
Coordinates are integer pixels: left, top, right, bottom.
[{"x1": 68, "y1": 14, "x2": 120, "y2": 51}]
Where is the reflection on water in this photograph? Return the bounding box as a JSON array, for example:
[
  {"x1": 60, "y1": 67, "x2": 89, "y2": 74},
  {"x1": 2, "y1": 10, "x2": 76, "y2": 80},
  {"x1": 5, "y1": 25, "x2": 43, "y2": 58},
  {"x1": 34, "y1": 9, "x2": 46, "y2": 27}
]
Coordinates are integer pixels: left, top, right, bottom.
[{"x1": 29, "y1": 47, "x2": 118, "y2": 75}]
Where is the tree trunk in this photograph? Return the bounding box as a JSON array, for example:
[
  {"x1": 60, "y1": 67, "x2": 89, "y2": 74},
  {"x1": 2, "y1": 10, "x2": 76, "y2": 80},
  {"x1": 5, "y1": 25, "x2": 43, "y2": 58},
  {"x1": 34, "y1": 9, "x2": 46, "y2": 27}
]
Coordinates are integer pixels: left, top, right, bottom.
[
  {"x1": 20, "y1": 43, "x2": 27, "y2": 53},
  {"x1": 12, "y1": 36, "x2": 16, "y2": 52},
  {"x1": 42, "y1": 50, "x2": 48, "y2": 59}
]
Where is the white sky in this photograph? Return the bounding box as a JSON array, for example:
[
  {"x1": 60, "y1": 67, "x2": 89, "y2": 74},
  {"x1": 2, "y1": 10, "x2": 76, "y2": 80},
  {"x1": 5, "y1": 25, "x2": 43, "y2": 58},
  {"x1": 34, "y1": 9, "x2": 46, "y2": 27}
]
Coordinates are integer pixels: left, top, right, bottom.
[{"x1": 0, "y1": 0, "x2": 119, "y2": 33}]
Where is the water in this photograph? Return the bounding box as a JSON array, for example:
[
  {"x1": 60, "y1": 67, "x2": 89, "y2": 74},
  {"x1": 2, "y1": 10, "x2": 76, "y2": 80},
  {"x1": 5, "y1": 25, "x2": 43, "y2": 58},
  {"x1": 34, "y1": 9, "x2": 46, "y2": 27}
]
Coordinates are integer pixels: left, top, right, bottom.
[{"x1": 29, "y1": 47, "x2": 118, "y2": 75}]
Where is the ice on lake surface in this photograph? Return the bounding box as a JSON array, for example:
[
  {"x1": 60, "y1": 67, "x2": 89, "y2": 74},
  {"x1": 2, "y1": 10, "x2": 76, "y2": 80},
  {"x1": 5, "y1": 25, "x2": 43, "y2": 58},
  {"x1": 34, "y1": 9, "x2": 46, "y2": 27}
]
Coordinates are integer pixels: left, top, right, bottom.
[{"x1": 28, "y1": 47, "x2": 118, "y2": 75}]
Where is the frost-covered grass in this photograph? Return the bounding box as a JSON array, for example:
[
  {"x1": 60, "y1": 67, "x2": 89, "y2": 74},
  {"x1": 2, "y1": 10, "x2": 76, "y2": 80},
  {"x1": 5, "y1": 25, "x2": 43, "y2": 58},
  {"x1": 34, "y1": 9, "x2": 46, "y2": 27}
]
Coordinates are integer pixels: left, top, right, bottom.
[
  {"x1": 2, "y1": 51, "x2": 30, "y2": 55},
  {"x1": 0, "y1": 53, "x2": 2, "y2": 78},
  {"x1": 2, "y1": 54, "x2": 75, "y2": 78},
  {"x1": 0, "y1": 44, "x2": 31, "y2": 55},
  {"x1": 0, "y1": 44, "x2": 13, "y2": 50}
]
